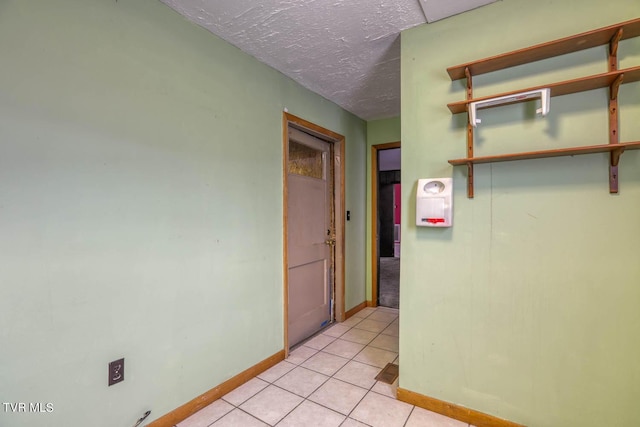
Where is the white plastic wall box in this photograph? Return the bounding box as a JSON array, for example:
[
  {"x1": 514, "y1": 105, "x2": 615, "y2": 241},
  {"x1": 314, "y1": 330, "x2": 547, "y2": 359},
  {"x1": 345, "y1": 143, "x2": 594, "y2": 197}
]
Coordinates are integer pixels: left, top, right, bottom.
[{"x1": 416, "y1": 178, "x2": 453, "y2": 227}]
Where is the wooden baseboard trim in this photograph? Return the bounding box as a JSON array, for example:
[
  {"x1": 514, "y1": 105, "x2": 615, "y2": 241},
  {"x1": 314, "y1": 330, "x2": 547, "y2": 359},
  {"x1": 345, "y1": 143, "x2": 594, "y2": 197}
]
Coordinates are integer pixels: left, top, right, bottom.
[
  {"x1": 148, "y1": 350, "x2": 285, "y2": 427},
  {"x1": 397, "y1": 387, "x2": 526, "y2": 427},
  {"x1": 366, "y1": 300, "x2": 376, "y2": 307},
  {"x1": 345, "y1": 301, "x2": 367, "y2": 319}
]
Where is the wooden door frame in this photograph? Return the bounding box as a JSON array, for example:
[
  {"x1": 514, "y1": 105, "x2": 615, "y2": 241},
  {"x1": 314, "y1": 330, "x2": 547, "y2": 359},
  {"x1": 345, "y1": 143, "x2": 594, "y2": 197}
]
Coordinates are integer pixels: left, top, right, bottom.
[
  {"x1": 371, "y1": 141, "x2": 401, "y2": 307},
  {"x1": 282, "y1": 112, "x2": 345, "y2": 356}
]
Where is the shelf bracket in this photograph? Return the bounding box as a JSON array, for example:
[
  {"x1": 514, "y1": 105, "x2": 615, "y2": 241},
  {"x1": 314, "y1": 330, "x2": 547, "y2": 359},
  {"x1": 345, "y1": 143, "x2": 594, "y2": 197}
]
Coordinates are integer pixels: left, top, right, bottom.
[
  {"x1": 608, "y1": 30, "x2": 622, "y2": 193},
  {"x1": 465, "y1": 67, "x2": 474, "y2": 198},
  {"x1": 609, "y1": 29, "x2": 623, "y2": 70},
  {"x1": 611, "y1": 147, "x2": 624, "y2": 167},
  {"x1": 610, "y1": 28, "x2": 623, "y2": 56},
  {"x1": 610, "y1": 74, "x2": 623, "y2": 100}
]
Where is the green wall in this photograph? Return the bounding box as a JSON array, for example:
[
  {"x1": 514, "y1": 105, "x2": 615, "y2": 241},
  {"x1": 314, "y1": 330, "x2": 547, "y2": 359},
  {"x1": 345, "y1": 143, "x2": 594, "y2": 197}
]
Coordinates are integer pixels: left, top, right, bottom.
[
  {"x1": 0, "y1": 1, "x2": 366, "y2": 426},
  {"x1": 400, "y1": 1, "x2": 640, "y2": 426},
  {"x1": 365, "y1": 118, "x2": 401, "y2": 302}
]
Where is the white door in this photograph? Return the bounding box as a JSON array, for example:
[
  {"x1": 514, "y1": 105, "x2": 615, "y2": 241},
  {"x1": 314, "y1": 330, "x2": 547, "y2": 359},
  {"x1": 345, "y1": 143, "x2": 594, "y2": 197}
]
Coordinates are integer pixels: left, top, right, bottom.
[{"x1": 286, "y1": 127, "x2": 333, "y2": 348}]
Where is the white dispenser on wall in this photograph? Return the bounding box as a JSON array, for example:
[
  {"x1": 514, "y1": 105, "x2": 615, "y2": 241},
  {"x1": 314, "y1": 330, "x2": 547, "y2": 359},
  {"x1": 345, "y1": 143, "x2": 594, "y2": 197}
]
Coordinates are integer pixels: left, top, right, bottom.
[{"x1": 416, "y1": 178, "x2": 453, "y2": 227}]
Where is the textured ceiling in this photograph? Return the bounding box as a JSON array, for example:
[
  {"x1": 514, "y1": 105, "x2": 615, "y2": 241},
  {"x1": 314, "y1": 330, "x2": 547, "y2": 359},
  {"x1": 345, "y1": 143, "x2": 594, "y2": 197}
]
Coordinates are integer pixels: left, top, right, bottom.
[{"x1": 160, "y1": 0, "x2": 497, "y2": 120}]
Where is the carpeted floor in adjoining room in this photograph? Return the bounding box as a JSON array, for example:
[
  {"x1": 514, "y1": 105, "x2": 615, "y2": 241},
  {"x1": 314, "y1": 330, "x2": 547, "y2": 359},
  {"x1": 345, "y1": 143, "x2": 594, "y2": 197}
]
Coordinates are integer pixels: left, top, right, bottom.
[{"x1": 379, "y1": 257, "x2": 399, "y2": 309}]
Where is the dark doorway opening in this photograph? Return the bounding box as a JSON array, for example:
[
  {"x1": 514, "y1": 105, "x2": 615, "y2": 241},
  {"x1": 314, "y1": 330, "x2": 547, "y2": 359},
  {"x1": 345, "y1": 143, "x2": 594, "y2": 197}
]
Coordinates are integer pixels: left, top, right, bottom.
[{"x1": 376, "y1": 147, "x2": 400, "y2": 309}]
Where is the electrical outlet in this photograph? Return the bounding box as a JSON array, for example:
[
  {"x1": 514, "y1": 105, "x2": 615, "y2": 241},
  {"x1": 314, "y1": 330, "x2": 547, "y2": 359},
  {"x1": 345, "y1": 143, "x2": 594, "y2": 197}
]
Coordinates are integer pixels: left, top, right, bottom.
[{"x1": 108, "y1": 358, "x2": 124, "y2": 386}]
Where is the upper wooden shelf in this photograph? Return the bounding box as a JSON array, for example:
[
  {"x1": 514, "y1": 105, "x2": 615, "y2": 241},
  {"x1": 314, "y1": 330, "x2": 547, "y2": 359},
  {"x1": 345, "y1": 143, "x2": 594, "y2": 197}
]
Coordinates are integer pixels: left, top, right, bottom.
[
  {"x1": 448, "y1": 141, "x2": 640, "y2": 165},
  {"x1": 447, "y1": 65, "x2": 640, "y2": 114},
  {"x1": 447, "y1": 18, "x2": 640, "y2": 81}
]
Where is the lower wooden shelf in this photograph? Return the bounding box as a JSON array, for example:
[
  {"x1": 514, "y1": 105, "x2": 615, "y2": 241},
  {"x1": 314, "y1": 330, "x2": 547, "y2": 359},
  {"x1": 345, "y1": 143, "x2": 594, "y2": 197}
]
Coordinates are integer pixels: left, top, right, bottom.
[{"x1": 448, "y1": 141, "x2": 640, "y2": 165}]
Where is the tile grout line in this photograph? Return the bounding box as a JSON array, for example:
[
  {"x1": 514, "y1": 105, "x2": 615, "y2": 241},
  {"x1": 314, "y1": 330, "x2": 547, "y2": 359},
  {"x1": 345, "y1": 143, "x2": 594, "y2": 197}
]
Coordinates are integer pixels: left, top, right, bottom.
[
  {"x1": 217, "y1": 406, "x2": 270, "y2": 427},
  {"x1": 190, "y1": 307, "x2": 400, "y2": 427},
  {"x1": 240, "y1": 362, "x2": 308, "y2": 426},
  {"x1": 401, "y1": 405, "x2": 417, "y2": 427},
  {"x1": 291, "y1": 306, "x2": 400, "y2": 425},
  {"x1": 341, "y1": 366, "x2": 385, "y2": 426},
  {"x1": 270, "y1": 375, "x2": 336, "y2": 419},
  {"x1": 326, "y1": 308, "x2": 402, "y2": 426},
  {"x1": 248, "y1": 335, "x2": 365, "y2": 425},
  {"x1": 290, "y1": 307, "x2": 398, "y2": 426},
  {"x1": 343, "y1": 308, "x2": 404, "y2": 426}
]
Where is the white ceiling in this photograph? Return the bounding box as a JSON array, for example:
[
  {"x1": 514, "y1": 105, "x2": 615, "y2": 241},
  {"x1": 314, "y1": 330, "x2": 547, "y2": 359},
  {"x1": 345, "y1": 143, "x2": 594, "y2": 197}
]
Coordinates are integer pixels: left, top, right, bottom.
[{"x1": 160, "y1": 0, "x2": 497, "y2": 120}]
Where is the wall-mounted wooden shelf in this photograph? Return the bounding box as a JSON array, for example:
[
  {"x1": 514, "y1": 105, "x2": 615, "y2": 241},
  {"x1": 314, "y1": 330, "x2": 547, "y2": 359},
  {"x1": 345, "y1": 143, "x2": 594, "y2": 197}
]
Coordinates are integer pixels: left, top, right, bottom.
[
  {"x1": 447, "y1": 18, "x2": 640, "y2": 80},
  {"x1": 447, "y1": 66, "x2": 640, "y2": 114},
  {"x1": 448, "y1": 141, "x2": 640, "y2": 165},
  {"x1": 446, "y1": 17, "x2": 640, "y2": 197}
]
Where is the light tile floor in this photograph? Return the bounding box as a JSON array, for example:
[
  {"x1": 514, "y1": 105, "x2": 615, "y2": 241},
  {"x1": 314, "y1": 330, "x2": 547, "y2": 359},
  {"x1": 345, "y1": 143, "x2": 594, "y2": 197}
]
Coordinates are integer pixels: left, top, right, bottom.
[{"x1": 177, "y1": 307, "x2": 475, "y2": 427}]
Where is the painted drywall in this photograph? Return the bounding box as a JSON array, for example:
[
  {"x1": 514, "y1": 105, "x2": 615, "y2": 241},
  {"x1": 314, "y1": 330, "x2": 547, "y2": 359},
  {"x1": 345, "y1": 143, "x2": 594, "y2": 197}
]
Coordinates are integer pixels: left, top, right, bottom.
[
  {"x1": 400, "y1": 1, "x2": 640, "y2": 426},
  {"x1": 0, "y1": 1, "x2": 366, "y2": 426},
  {"x1": 366, "y1": 117, "x2": 401, "y2": 302}
]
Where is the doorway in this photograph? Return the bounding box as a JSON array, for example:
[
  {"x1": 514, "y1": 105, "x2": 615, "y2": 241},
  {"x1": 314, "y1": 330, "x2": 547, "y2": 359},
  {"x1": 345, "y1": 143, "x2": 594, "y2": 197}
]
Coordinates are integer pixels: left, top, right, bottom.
[
  {"x1": 371, "y1": 142, "x2": 400, "y2": 309},
  {"x1": 283, "y1": 113, "x2": 345, "y2": 353}
]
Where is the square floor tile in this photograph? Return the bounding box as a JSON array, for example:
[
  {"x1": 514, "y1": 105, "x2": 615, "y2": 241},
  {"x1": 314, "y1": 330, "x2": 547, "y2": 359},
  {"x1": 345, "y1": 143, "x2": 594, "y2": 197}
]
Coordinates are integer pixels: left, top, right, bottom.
[
  {"x1": 276, "y1": 400, "x2": 345, "y2": 427},
  {"x1": 223, "y1": 378, "x2": 269, "y2": 406},
  {"x1": 375, "y1": 307, "x2": 399, "y2": 314},
  {"x1": 352, "y1": 307, "x2": 376, "y2": 318},
  {"x1": 341, "y1": 316, "x2": 364, "y2": 328},
  {"x1": 286, "y1": 346, "x2": 318, "y2": 365},
  {"x1": 309, "y1": 378, "x2": 368, "y2": 415},
  {"x1": 381, "y1": 322, "x2": 399, "y2": 337},
  {"x1": 353, "y1": 346, "x2": 398, "y2": 368},
  {"x1": 257, "y1": 361, "x2": 296, "y2": 383},
  {"x1": 350, "y1": 392, "x2": 413, "y2": 427},
  {"x1": 367, "y1": 311, "x2": 398, "y2": 324},
  {"x1": 405, "y1": 406, "x2": 468, "y2": 427},
  {"x1": 340, "y1": 328, "x2": 378, "y2": 345},
  {"x1": 210, "y1": 408, "x2": 268, "y2": 426},
  {"x1": 301, "y1": 351, "x2": 349, "y2": 376},
  {"x1": 353, "y1": 319, "x2": 389, "y2": 333},
  {"x1": 333, "y1": 360, "x2": 380, "y2": 389},
  {"x1": 323, "y1": 323, "x2": 351, "y2": 338},
  {"x1": 177, "y1": 399, "x2": 234, "y2": 427},
  {"x1": 369, "y1": 334, "x2": 399, "y2": 352},
  {"x1": 274, "y1": 366, "x2": 329, "y2": 398},
  {"x1": 239, "y1": 385, "x2": 303, "y2": 425},
  {"x1": 371, "y1": 380, "x2": 397, "y2": 398},
  {"x1": 304, "y1": 334, "x2": 336, "y2": 350},
  {"x1": 322, "y1": 339, "x2": 366, "y2": 359}
]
